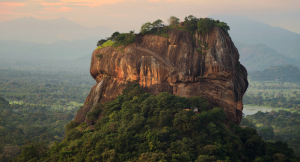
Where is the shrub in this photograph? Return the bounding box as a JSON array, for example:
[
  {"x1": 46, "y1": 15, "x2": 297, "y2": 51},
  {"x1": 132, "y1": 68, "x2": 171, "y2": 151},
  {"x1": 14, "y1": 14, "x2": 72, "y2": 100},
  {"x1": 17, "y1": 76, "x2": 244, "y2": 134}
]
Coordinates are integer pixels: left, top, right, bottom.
[
  {"x1": 96, "y1": 54, "x2": 103, "y2": 60},
  {"x1": 107, "y1": 31, "x2": 121, "y2": 41},
  {"x1": 112, "y1": 31, "x2": 136, "y2": 47},
  {"x1": 95, "y1": 40, "x2": 115, "y2": 50},
  {"x1": 65, "y1": 129, "x2": 83, "y2": 142},
  {"x1": 65, "y1": 120, "x2": 79, "y2": 133},
  {"x1": 139, "y1": 15, "x2": 229, "y2": 39},
  {"x1": 140, "y1": 20, "x2": 169, "y2": 38},
  {"x1": 167, "y1": 16, "x2": 180, "y2": 26},
  {"x1": 97, "y1": 39, "x2": 107, "y2": 46},
  {"x1": 197, "y1": 18, "x2": 217, "y2": 35},
  {"x1": 197, "y1": 18, "x2": 230, "y2": 36},
  {"x1": 184, "y1": 15, "x2": 199, "y2": 33},
  {"x1": 140, "y1": 22, "x2": 153, "y2": 35},
  {"x1": 86, "y1": 104, "x2": 102, "y2": 122}
]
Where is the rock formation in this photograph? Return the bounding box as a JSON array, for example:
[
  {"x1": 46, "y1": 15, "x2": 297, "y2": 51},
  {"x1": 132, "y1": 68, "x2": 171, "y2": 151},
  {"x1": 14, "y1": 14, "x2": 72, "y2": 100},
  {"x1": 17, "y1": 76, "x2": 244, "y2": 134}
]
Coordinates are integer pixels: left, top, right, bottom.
[{"x1": 74, "y1": 26, "x2": 248, "y2": 125}]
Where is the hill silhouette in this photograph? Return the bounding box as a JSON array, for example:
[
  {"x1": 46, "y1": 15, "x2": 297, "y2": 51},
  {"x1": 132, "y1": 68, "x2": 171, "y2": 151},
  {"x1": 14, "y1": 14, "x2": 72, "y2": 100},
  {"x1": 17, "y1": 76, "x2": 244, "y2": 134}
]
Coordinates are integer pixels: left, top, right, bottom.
[
  {"x1": 0, "y1": 17, "x2": 114, "y2": 43},
  {"x1": 210, "y1": 15, "x2": 300, "y2": 61},
  {"x1": 249, "y1": 64, "x2": 300, "y2": 83},
  {"x1": 234, "y1": 41, "x2": 298, "y2": 72}
]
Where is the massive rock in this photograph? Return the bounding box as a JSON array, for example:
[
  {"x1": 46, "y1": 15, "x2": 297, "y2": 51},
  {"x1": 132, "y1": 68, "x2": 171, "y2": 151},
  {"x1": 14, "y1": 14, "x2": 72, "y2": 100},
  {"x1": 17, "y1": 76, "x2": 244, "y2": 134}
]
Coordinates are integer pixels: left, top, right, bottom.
[{"x1": 74, "y1": 27, "x2": 248, "y2": 125}]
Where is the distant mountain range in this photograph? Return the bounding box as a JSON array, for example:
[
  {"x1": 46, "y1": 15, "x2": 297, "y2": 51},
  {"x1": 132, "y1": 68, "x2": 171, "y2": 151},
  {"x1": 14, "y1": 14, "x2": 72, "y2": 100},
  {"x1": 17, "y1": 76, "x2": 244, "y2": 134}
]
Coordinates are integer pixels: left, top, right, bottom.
[
  {"x1": 0, "y1": 38, "x2": 99, "y2": 60},
  {"x1": 234, "y1": 41, "x2": 298, "y2": 71},
  {"x1": 210, "y1": 15, "x2": 300, "y2": 61},
  {"x1": 0, "y1": 54, "x2": 92, "y2": 73},
  {"x1": 1, "y1": 16, "x2": 300, "y2": 73},
  {"x1": 0, "y1": 17, "x2": 114, "y2": 43}
]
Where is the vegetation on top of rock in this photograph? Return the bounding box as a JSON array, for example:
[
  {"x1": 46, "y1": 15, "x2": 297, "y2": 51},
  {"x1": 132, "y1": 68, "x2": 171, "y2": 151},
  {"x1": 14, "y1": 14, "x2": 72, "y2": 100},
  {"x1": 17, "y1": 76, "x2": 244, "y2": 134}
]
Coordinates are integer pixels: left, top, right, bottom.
[
  {"x1": 197, "y1": 18, "x2": 230, "y2": 35},
  {"x1": 95, "y1": 31, "x2": 136, "y2": 50},
  {"x1": 249, "y1": 64, "x2": 300, "y2": 83},
  {"x1": 139, "y1": 15, "x2": 230, "y2": 36},
  {"x1": 167, "y1": 16, "x2": 180, "y2": 26},
  {"x1": 95, "y1": 40, "x2": 115, "y2": 50},
  {"x1": 140, "y1": 19, "x2": 165, "y2": 34},
  {"x1": 12, "y1": 84, "x2": 298, "y2": 162},
  {"x1": 95, "y1": 15, "x2": 230, "y2": 51},
  {"x1": 97, "y1": 39, "x2": 107, "y2": 47}
]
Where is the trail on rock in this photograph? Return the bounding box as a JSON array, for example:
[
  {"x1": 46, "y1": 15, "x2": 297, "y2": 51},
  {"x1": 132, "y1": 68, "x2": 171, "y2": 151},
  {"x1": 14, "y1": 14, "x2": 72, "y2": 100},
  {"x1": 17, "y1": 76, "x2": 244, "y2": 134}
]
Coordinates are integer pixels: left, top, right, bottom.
[{"x1": 135, "y1": 46, "x2": 177, "y2": 71}]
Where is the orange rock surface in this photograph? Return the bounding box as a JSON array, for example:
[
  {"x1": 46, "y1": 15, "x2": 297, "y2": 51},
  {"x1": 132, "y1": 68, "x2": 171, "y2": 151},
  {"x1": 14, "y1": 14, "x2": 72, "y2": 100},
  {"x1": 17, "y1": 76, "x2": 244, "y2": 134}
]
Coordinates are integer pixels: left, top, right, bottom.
[{"x1": 74, "y1": 27, "x2": 248, "y2": 125}]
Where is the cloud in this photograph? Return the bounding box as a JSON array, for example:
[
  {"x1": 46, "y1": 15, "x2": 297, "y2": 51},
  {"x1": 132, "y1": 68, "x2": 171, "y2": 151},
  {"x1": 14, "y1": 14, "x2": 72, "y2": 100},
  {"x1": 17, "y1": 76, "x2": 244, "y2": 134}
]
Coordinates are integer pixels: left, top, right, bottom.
[
  {"x1": 45, "y1": 6, "x2": 72, "y2": 12},
  {"x1": 43, "y1": 0, "x2": 61, "y2": 2},
  {"x1": 1, "y1": 0, "x2": 300, "y2": 34},
  {"x1": 0, "y1": 0, "x2": 28, "y2": 2},
  {"x1": 16, "y1": 1, "x2": 45, "y2": 12}
]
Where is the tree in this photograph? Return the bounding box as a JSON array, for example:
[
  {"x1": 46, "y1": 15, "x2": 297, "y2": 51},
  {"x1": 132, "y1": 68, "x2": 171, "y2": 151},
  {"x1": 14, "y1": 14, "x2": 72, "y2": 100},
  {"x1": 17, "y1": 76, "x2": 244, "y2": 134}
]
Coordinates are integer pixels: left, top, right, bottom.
[
  {"x1": 184, "y1": 15, "x2": 199, "y2": 32},
  {"x1": 190, "y1": 96, "x2": 209, "y2": 111},
  {"x1": 13, "y1": 141, "x2": 48, "y2": 162},
  {"x1": 207, "y1": 122, "x2": 219, "y2": 140},
  {"x1": 195, "y1": 155, "x2": 216, "y2": 162},
  {"x1": 272, "y1": 153, "x2": 286, "y2": 162},
  {"x1": 152, "y1": 19, "x2": 164, "y2": 32},
  {"x1": 97, "y1": 39, "x2": 107, "y2": 46},
  {"x1": 167, "y1": 16, "x2": 180, "y2": 26},
  {"x1": 218, "y1": 21, "x2": 230, "y2": 35},
  {"x1": 197, "y1": 18, "x2": 215, "y2": 35},
  {"x1": 107, "y1": 31, "x2": 120, "y2": 41},
  {"x1": 140, "y1": 22, "x2": 153, "y2": 34},
  {"x1": 259, "y1": 127, "x2": 274, "y2": 141}
]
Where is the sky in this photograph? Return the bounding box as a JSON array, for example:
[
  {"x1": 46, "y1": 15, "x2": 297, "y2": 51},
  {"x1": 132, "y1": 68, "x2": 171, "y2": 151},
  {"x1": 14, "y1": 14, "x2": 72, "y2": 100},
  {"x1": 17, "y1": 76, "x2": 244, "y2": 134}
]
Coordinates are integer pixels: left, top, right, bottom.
[{"x1": 0, "y1": 0, "x2": 300, "y2": 34}]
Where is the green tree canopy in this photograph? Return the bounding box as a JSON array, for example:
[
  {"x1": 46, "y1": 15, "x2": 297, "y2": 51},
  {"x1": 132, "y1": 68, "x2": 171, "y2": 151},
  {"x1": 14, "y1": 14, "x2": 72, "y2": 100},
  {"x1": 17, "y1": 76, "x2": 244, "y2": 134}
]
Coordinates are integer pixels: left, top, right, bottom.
[
  {"x1": 152, "y1": 19, "x2": 164, "y2": 32},
  {"x1": 140, "y1": 22, "x2": 153, "y2": 35},
  {"x1": 167, "y1": 16, "x2": 180, "y2": 26},
  {"x1": 97, "y1": 39, "x2": 107, "y2": 46}
]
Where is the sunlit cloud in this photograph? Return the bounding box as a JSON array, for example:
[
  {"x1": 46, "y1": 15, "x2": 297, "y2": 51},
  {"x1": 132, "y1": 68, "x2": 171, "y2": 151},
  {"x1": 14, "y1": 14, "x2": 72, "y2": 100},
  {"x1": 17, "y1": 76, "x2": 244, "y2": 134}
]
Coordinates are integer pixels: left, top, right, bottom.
[
  {"x1": 45, "y1": 6, "x2": 72, "y2": 12},
  {"x1": 61, "y1": 0, "x2": 124, "y2": 7},
  {"x1": 0, "y1": 2, "x2": 25, "y2": 6}
]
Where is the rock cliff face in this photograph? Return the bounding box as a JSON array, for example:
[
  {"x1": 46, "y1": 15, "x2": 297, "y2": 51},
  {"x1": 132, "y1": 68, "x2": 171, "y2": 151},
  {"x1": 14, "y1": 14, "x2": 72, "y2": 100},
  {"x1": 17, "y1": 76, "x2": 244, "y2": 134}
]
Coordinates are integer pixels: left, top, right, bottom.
[{"x1": 74, "y1": 27, "x2": 248, "y2": 125}]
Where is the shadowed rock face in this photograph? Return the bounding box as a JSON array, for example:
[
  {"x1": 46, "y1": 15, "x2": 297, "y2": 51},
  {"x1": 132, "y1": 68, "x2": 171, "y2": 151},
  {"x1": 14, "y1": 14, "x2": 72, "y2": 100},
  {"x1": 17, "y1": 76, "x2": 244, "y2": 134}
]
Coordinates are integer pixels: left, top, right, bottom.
[{"x1": 74, "y1": 27, "x2": 248, "y2": 125}]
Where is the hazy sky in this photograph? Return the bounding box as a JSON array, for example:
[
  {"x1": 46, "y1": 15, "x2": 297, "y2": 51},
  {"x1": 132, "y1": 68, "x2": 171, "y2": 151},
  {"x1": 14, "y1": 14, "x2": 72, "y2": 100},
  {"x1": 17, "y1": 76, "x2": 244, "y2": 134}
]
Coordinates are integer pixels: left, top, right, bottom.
[{"x1": 1, "y1": 0, "x2": 300, "y2": 34}]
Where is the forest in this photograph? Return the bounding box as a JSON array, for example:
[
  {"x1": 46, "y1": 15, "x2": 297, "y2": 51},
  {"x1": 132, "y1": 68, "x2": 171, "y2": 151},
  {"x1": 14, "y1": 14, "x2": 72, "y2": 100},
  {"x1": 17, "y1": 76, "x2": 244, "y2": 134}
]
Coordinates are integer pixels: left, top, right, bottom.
[
  {"x1": 0, "y1": 69, "x2": 95, "y2": 161},
  {"x1": 0, "y1": 96, "x2": 75, "y2": 161},
  {"x1": 0, "y1": 69, "x2": 95, "y2": 107},
  {"x1": 11, "y1": 84, "x2": 299, "y2": 161},
  {"x1": 241, "y1": 110, "x2": 300, "y2": 155}
]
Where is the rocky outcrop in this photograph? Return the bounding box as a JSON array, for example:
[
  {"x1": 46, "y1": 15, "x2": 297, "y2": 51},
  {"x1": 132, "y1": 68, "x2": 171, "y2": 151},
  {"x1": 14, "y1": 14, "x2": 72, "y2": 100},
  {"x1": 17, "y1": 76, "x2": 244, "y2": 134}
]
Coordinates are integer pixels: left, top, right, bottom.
[{"x1": 74, "y1": 27, "x2": 248, "y2": 125}]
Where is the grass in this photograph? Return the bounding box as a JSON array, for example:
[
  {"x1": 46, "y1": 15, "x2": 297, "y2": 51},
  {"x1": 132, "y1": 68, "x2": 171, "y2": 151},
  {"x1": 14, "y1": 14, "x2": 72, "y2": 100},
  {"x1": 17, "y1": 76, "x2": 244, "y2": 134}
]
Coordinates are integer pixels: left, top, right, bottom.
[
  {"x1": 244, "y1": 79, "x2": 300, "y2": 113},
  {"x1": 196, "y1": 48, "x2": 203, "y2": 55},
  {"x1": 95, "y1": 40, "x2": 115, "y2": 50},
  {"x1": 96, "y1": 54, "x2": 103, "y2": 60},
  {"x1": 9, "y1": 99, "x2": 83, "y2": 110},
  {"x1": 10, "y1": 100, "x2": 23, "y2": 105}
]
